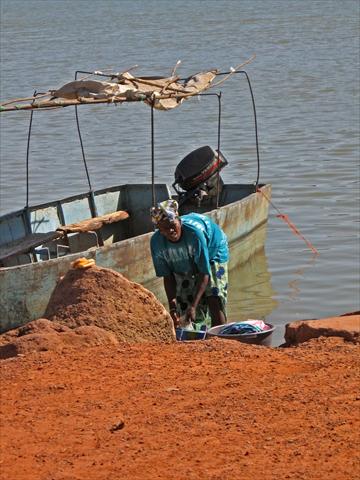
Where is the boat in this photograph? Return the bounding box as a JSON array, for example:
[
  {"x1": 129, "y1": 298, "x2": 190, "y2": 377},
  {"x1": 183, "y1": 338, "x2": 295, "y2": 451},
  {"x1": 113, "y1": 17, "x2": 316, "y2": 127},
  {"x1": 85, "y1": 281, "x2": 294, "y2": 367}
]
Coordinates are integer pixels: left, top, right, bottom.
[{"x1": 0, "y1": 59, "x2": 271, "y2": 333}]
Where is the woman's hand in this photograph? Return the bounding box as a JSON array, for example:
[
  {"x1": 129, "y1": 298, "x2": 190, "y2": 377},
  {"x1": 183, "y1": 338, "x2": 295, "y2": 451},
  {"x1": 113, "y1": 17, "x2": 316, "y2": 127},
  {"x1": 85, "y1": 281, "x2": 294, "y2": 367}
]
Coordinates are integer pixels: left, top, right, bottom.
[
  {"x1": 185, "y1": 306, "x2": 196, "y2": 323},
  {"x1": 170, "y1": 309, "x2": 180, "y2": 328}
]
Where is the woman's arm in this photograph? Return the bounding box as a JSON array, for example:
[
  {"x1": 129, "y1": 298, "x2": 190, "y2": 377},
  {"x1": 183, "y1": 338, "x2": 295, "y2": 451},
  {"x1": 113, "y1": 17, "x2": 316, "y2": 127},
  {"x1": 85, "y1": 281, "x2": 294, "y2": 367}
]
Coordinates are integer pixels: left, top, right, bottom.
[
  {"x1": 185, "y1": 272, "x2": 209, "y2": 323},
  {"x1": 163, "y1": 274, "x2": 180, "y2": 327}
]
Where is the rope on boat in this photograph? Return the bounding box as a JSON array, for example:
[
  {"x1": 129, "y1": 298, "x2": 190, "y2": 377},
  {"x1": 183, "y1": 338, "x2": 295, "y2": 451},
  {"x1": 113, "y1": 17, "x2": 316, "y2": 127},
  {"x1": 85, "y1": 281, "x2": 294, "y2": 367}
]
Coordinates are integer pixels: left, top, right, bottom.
[{"x1": 257, "y1": 187, "x2": 319, "y2": 255}]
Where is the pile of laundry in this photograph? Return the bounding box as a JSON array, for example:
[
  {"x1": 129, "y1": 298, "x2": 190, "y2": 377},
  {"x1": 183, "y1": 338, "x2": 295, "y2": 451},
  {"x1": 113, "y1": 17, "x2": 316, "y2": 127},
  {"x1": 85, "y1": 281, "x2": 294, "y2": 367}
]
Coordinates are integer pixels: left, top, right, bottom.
[{"x1": 218, "y1": 320, "x2": 270, "y2": 335}]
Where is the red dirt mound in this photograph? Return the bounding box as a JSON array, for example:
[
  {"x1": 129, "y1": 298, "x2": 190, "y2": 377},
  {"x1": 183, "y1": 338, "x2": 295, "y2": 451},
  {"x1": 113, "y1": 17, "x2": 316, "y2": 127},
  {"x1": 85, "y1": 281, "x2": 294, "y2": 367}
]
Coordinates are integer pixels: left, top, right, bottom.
[
  {"x1": 285, "y1": 313, "x2": 360, "y2": 345},
  {"x1": 0, "y1": 318, "x2": 69, "y2": 346},
  {"x1": 44, "y1": 264, "x2": 175, "y2": 343},
  {"x1": 0, "y1": 319, "x2": 118, "y2": 359}
]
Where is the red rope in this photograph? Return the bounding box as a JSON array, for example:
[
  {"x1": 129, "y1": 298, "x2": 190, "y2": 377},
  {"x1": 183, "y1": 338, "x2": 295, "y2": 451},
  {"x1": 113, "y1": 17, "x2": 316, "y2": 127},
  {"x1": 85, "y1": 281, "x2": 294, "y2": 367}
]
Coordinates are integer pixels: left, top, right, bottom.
[{"x1": 257, "y1": 187, "x2": 319, "y2": 255}]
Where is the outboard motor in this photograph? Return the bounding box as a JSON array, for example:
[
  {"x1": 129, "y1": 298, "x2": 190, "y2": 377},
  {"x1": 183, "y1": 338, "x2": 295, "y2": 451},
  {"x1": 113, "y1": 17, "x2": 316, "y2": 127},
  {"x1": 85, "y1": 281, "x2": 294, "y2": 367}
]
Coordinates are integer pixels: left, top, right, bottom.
[{"x1": 173, "y1": 146, "x2": 228, "y2": 207}]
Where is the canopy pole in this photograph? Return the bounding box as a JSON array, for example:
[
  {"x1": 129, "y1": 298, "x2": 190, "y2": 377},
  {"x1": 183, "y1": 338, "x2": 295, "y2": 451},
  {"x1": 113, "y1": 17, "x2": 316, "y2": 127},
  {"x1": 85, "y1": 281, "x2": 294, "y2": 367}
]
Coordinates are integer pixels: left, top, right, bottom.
[
  {"x1": 216, "y1": 92, "x2": 222, "y2": 209},
  {"x1": 74, "y1": 71, "x2": 99, "y2": 221},
  {"x1": 151, "y1": 101, "x2": 156, "y2": 207},
  {"x1": 25, "y1": 90, "x2": 38, "y2": 209},
  {"x1": 189, "y1": 72, "x2": 261, "y2": 190},
  {"x1": 238, "y1": 71, "x2": 260, "y2": 190},
  {"x1": 74, "y1": 105, "x2": 93, "y2": 193}
]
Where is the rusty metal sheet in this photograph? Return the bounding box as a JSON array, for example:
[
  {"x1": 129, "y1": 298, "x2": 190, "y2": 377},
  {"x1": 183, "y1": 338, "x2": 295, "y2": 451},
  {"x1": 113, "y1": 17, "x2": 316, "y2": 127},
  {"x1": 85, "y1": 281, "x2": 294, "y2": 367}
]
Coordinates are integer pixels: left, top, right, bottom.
[
  {"x1": 30, "y1": 205, "x2": 61, "y2": 233},
  {"x1": 61, "y1": 197, "x2": 92, "y2": 225},
  {"x1": 94, "y1": 190, "x2": 123, "y2": 216},
  {"x1": 0, "y1": 184, "x2": 271, "y2": 332},
  {"x1": 0, "y1": 212, "x2": 27, "y2": 244}
]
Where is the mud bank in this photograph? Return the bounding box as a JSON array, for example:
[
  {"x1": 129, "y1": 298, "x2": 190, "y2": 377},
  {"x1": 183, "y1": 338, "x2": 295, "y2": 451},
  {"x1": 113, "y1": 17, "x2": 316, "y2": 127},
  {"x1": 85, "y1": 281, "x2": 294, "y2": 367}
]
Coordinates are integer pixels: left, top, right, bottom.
[
  {"x1": 1, "y1": 336, "x2": 359, "y2": 480},
  {"x1": 285, "y1": 312, "x2": 360, "y2": 346},
  {"x1": 1, "y1": 264, "x2": 359, "y2": 478}
]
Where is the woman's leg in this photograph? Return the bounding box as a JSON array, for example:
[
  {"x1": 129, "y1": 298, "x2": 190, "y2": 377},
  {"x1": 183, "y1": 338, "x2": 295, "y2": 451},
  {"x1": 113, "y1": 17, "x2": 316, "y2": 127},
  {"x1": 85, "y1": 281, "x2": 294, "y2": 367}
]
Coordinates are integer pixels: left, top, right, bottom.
[
  {"x1": 205, "y1": 261, "x2": 228, "y2": 327},
  {"x1": 207, "y1": 296, "x2": 226, "y2": 326}
]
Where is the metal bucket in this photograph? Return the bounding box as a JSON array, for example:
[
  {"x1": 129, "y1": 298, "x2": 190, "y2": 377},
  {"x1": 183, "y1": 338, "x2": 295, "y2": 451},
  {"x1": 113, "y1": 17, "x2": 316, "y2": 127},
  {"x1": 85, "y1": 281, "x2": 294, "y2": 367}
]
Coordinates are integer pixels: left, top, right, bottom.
[{"x1": 176, "y1": 327, "x2": 207, "y2": 341}]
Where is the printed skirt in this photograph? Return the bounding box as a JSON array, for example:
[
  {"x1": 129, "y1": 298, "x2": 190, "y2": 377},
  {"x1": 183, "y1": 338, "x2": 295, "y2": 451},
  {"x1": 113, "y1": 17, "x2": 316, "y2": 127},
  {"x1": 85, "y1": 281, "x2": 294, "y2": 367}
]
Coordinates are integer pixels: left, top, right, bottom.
[{"x1": 174, "y1": 261, "x2": 228, "y2": 330}]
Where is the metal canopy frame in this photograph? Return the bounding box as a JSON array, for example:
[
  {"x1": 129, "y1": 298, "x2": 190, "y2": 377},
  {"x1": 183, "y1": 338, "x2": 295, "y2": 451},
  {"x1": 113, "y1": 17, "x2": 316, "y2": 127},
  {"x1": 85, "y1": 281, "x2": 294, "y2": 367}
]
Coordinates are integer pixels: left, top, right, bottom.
[{"x1": 24, "y1": 69, "x2": 261, "y2": 217}]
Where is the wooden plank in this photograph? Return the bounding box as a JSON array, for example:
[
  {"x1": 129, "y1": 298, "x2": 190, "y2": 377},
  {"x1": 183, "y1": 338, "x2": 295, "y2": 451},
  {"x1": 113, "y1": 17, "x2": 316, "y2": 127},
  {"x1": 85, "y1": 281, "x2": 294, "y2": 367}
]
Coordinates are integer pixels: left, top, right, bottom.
[
  {"x1": 56, "y1": 210, "x2": 129, "y2": 234},
  {"x1": 0, "y1": 231, "x2": 64, "y2": 262}
]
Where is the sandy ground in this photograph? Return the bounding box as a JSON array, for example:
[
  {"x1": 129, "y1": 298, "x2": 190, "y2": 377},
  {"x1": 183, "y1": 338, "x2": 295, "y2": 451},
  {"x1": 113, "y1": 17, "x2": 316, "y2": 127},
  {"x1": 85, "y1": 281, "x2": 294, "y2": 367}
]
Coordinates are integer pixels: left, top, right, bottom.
[{"x1": 1, "y1": 336, "x2": 359, "y2": 480}]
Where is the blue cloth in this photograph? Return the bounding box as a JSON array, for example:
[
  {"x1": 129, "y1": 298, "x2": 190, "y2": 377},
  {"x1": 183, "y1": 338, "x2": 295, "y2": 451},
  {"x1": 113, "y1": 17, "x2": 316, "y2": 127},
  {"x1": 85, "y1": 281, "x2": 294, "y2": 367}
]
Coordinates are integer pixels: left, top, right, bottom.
[
  {"x1": 150, "y1": 213, "x2": 228, "y2": 277},
  {"x1": 219, "y1": 322, "x2": 263, "y2": 335}
]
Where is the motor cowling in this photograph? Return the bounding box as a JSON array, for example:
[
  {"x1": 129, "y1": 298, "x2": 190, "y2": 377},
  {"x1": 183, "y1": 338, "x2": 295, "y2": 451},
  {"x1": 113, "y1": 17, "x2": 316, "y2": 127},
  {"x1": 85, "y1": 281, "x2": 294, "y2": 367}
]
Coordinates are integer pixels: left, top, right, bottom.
[{"x1": 173, "y1": 146, "x2": 228, "y2": 206}]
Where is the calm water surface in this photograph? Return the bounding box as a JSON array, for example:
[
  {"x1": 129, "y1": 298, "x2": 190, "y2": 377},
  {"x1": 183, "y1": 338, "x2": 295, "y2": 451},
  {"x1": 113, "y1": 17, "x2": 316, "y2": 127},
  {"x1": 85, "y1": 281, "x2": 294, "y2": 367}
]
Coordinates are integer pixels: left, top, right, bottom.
[{"x1": 1, "y1": 0, "x2": 359, "y2": 343}]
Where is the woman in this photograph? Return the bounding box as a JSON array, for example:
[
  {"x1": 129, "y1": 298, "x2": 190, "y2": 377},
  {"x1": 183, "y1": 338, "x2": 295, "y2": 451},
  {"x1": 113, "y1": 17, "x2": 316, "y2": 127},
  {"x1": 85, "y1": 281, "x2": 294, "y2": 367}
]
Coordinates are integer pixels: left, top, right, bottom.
[{"x1": 150, "y1": 200, "x2": 229, "y2": 330}]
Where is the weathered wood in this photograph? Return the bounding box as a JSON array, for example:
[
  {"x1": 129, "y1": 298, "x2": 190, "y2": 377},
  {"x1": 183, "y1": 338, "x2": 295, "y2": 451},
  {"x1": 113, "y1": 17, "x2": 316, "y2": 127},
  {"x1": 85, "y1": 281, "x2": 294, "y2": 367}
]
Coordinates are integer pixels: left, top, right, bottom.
[
  {"x1": 0, "y1": 57, "x2": 258, "y2": 113},
  {"x1": 0, "y1": 231, "x2": 64, "y2": 262},
  {"x1": 0, "y1": 95, "x2": 142, "y2": 111},
  {"x1": 211, "y1": 54, "x2": 256, "y2": 88},
  {"x1": 122, "y1": 74, "x2": 192, "y2": 93},
  {"x1": 57, "y1": 210, "x2": 129, "y2": 234},
  {"x1": 0, "y1": 70, "x2": 217, "y2": 112}
]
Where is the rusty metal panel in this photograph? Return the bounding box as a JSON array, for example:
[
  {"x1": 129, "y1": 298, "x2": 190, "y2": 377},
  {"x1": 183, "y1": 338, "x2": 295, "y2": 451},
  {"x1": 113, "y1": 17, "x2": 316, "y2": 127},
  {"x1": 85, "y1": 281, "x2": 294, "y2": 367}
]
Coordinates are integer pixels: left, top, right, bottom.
[
  {"x1": 67, "y1": 231, "x2": 98, "y2": 253},
  {"x1": 0, "y1": 184, "x2": 271, "y2": 333},
  {"x1": 94, "y1": 189, "x2": 125, "y2": 246},
  {"x1": 228, "y1": 222, "x2": 268, "y2": 269},
  {"x1": 95, "y1": 232, "x2": 155, "y2": 283},
  {"x1": 94, "y1": 189, "x2": 123, "y2": 216},
  {"x1": 0, "y1": 233, "x2": 157, "y2": 332},
  {"x1": 0, "y1": 253, "x2": 82, "y2": 331},
  {"x1": 0, "y1": 220, "x2": 14, "y2": 244},
  {"x1": 220, "y1": 184, "x2": 254, "y2": 204},
  {"x1": 61, "y1": 197, "x2": 92, "y2": 224},
  {"x1": 30, "y1": 205, "x2": 61, "y2": 233},
  {"x1": 207, "y1": 185, "x2": 271, "y2": 243},
  {"x1": 1, "y1": 253, "x2": 32, "y2": 268},
  {"x1": 124, "y1": 184, "x2": 172, "y2": 237},
  {"x1": 0, "y1": 213, "x2": 27, "y2": 244}
]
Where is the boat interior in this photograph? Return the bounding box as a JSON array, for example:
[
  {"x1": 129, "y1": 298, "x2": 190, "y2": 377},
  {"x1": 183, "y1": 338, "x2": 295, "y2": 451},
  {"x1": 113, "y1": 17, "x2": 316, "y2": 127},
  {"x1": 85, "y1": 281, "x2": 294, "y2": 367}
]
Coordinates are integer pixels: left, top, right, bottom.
[{"x1": 0, "y1": 183, "x2": 259, "y2": 268}]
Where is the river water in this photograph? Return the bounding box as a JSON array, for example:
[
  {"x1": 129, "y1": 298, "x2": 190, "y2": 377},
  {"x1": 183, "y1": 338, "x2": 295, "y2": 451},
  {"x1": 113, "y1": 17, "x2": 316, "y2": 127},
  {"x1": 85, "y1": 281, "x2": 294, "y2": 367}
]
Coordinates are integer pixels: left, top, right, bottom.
[{"x1": 0, "y1": 0, "x2": 359, "y2": 343}]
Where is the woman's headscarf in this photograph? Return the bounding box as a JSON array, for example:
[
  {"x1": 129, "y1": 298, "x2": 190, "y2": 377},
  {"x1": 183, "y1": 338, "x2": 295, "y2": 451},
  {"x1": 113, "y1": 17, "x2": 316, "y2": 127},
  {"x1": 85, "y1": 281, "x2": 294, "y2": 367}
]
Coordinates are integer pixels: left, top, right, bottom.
[{"x1": 150, "y1": 199, "x2": 179, "y2": 225}]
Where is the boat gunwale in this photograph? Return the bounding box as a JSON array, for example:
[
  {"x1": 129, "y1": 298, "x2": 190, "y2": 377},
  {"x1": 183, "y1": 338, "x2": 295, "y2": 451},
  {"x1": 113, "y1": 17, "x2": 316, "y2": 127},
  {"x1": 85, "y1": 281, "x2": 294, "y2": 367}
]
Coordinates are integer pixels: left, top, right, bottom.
[
  {"x1": 0, "y1": 182, "x2": 267, "y2": 222},
  {"x1": 0, "y1": 183, "x2": 271, "y2": 273}
]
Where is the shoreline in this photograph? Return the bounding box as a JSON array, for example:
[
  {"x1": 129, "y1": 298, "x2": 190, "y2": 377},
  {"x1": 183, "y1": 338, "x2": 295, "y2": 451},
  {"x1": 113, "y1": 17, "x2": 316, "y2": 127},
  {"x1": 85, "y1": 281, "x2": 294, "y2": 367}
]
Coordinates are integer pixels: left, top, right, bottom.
[{"x1": 1, "y1": 335, "x2": 359, "y2": 480}]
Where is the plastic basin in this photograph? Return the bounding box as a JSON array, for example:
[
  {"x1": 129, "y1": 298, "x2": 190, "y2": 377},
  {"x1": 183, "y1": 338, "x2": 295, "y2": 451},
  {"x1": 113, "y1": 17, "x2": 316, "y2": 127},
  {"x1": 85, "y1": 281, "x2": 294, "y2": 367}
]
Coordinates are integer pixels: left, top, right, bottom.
[{"x1": 206, "y1": 322, "x2": 275, "y2": 345}]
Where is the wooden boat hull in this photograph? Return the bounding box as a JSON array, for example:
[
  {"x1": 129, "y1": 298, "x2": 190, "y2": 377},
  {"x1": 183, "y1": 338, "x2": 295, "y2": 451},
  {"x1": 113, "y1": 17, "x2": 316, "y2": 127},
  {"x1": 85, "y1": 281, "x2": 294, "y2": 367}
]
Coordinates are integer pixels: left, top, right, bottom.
[{"x1": 0, "y1": 183, "x2": 271, "y2": 332}]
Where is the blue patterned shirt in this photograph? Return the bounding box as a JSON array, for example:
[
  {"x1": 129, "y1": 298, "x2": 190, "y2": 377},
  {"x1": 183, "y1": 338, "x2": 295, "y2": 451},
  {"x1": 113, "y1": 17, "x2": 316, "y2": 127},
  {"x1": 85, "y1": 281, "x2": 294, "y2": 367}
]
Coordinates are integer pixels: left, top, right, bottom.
[{"x1": 151, "y1": 213, "x2": 228, "y2": 277}]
